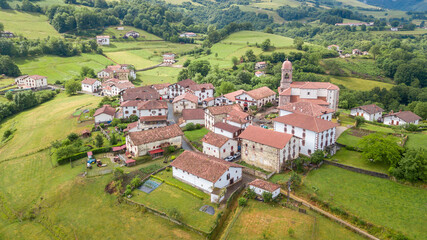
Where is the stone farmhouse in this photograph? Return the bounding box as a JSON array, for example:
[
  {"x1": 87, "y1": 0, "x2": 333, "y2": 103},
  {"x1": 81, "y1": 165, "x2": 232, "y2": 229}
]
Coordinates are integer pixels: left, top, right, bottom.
[
  {"x1": 179, "y1": 32, "x2": 197, "y2": 38},
  {"x1": 102, "y1": 78, "x2": 135, "y2": 96},
  {"x1": 15, "y1": 75, "x2": 48, "y2": 89},
  {"x1": 205, "y1": 104, "x2": 243, "y2": 131},
  {"x1": 172, "y1": 92, "x2": 198, "y2": 113},
  {"x1": 162, "y1": 53, "x2": 176, "y2": 64},
  {"x1": 202, "y1": 132, "x2": 238, "y2": 159},
  {"x1": 125, "y1": 115, "x2": 168, "y2": 132},
  {"x1": 350, "y1": 104, "x2": 384, "y2": 122},
  {"x1": 214, "y1": 122, "x2": 241, "y2": 139},
  {"x1": 384, "y1": 110, "x2": 421, "y2": 126},
  {"x1": 278, "y1": 59, "x2": 340, "y2": 110},
  {"x1": 180, "y1": 109, "x2": 205, "y2": 127},
  {"x1": 94, "y1": 105, "x2": 116, "y2": 124},
  {"x1": 151, "y1": 83, "x2": 170, "y2": 100},
  {"x1": 235, "y1": 86, "x2": 276, "y2": 111},
  {"x1": 239, "y1": 125, "x2": 299, "y2": 173},
  {"x1": 249, "y1": 179, "x2": 281, "y2": 199},
  {"x1": 224, "y1": 109, "x2": 252, "y2": 129},
  {"x1": 81, "y1": 77, "x2": 101, "y2": 93},
  {"x1": 120, "y1": 100, "x2": 167, "y2": 119},
  {"x1": 96, "y1": 35, "x2": 110, "y2": 45},
  {"x1": 273, "y1": 113, "x2": 338, "y2": 156},
  {"x1": 186, "y1": 83, "x2": 215, "y2": 103},
  {"x1": 171, "y1": 150, "x2": 242, "y2": 194},
  {"x1": 97, "y1": 64, "x2": 136, "y2": 81},
  {"x1": 278, "y1": 102, "x2": 335, "y2": 121},
  {"x1": 121, "y1": 86, "x2": 160, "y2": 102},
  {"x1": 126, "y1": 124, "x2": 183, "y2": 157},
  {"x1": 125, "y1": 31, "x2": 140, "y2": 38},
  {"x1": 168, "y1": 79, "x2": 196, "y2": 99},
  {"x1": 255, "y1": 61, "x2": 267, "y2": 70}
]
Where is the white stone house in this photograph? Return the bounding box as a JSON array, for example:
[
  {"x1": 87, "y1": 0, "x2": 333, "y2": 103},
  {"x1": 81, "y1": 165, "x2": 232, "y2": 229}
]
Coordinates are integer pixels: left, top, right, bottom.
[
  {"x1": 235, "y1": 86, "x2": 276, "y2": 111},
  {"x1": 205, "y1": 104, "x2": 243, "y2": 131},
  {"x1": 224, "y1": 109, "x2": 251, "y2": 129},
  {"x1": 102, "y1": 79, "x2": 135, "y2": 96},
  {"x1": 273, "y1": 113, "x2": 338, "y2": 156},
  {"x1": 137, "y1": 100, "x2": 168, "y2": 117},
  {"x1": 120, "y1": 100, "x2": 141, "y2": 119},
  {"x1": 239, "y1": 125, "x2": 299, "y2": 173},
  {"x1": 81, "y1": 77, "x2": 101, "y2": 93},
  {"x1": 96, "y1": 35, "x2": 110, "y2": 45},
  {"x1": 172, "y1": 92, "x2": 198, "y2": 113},
  {"x1": 186, "y1": 83, "x2": 215, "y2": 103},
  {"x1": 179, "y1": 32, "x2": 197, "y2": 38},
  {"x1": 214, "y1": 122, "x2": 241, "y2": 139},
  {"x1": 168, "y1": 79, "x2": 196, "y2": 99},
  {"x1": 163, "y1": 53, "x2": 176, "y2": 64},
  {"x1": 278, "y1": 102, "x2": 335, "y2": 121},
  {"x1": 94, "y1": 105, "x2": 116, "y2": 124},
  {"x1": 350, "y1": 104, "x2": 384, "y2": 122},
  {"x1": 125, "y1": 31, "x2": 140, "y2": 38},
  {"x1": 249, "y1": 179, "x2": 281, "y2": 199},
  {"x1": 15, "y1": 75, "x2": 48, "y2": 89},
  {"x1": 202, "y1": 132, "x2": 238, "y2": 159},
  {"x1": 171, "y1": 150, "x2": 242, "y2": 194},
  {"x1": 384, "y1": 111, "x2": 421, "y2": 126},
  {"x1": 151, "y1": 83, "x2": 171, "y2": 100},
  {"x1": 126, "y1": 124, "x2": 183, "y2": 157},
  {"x1": 255, "y1": 61, "x2": 267, "y2": 70}
]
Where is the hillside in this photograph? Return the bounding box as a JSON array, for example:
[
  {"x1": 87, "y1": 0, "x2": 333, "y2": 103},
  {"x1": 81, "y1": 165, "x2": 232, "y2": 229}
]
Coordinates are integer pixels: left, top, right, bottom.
[{"x1": 361, "y1": 0, "x2": 427, "y2": 11}]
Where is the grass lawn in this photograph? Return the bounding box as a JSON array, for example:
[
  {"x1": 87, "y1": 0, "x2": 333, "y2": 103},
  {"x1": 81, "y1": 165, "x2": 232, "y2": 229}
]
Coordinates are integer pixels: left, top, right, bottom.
[
  {"x1": 298, "y1": 165, "x2": 427, "y2": 240},
  {"x1": 336, "y1": 129, "x2": 361, "y2": 147},
  {"x1": 15, "y1": 53, "x2": 113, "y2": 83},
  {"x1": 359, "y1": 123, "x2": 396, "y2": 133},
  {"x1": 183, "y1": 128, "x2": 209, "y2": 142},
  {"x1": 329, "y1": 76, "x2": 394, "y2": 91},
  {"x1": 138, "y1": 67, "x2": 181, "y2": 86},
  {"x1": 103, "y1": 26, "x2": 162, "y2": 41},
  {"x1": 0, "y1": 93, "x2": 100, "y2": 160},
  {"x1": 405, "y1": 132, "x2": 427, "y2": 150},
  {"x1": 0, "y1": 10, "x2": 61, "y2": 39},
  {"x1": 0, "y1": 78, "x2": 14, "y2": 88},
  {"x1": 132, "y1": 170, "x2": 217, "y2": 232},
  {"x1": 269, "y1": 172, "x2": 292, "y2": 184},
  {"x1": 331, "y1": 149, "x2": 390, "y2": 174},
  {"x1": 338, "y1": 113, "x2": 355, "y2": 127}
]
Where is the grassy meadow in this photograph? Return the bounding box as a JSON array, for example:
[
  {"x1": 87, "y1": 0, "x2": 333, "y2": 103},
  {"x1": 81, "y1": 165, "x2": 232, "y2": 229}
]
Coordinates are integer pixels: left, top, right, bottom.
[
  {"x1": 331, "y1": 149, "x2": 390, "y2": 174},
  {"x1": 15, "y1": 54, "x2": 113, "y2": 83},
  {"x1": 406, "y1": 132, "x2": 427, "y2": 150},
  {"x1": 137, "y1": 67, "x2": 181, "y2": 86},
  {"x1": 0, "y1": 10, "x2": 61, "y2": 39},
  {"x1": 0, "y1": 93, "x2": 100, "y2": 160},
  {"x1": 329, "y1": 76, "x2": 394, "y2": 91},
  {"x1": 298, "y1": 165, "x2": 427, "y2": 240}
]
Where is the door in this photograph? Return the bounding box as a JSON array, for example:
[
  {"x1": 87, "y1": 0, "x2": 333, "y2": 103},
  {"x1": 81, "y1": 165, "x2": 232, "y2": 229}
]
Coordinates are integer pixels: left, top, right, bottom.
[{"x1": 229, "y1": 178, "x2": 234, "y2": 185}]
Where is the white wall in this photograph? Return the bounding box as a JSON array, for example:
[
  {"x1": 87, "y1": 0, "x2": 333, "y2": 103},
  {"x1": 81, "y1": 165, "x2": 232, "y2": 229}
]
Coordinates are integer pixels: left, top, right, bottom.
[
  {"x1": 249, "y1": 185, "x2": 280, "y2": 199},
  {"x1": 192, "y1": 89, "x2": 214, "y2": 103},
  {"x1": 213, "y1": 167, "x2": 242, "y2": 189},
  {"x1": 173, "y1": 167, "x2": 214, "y2": 193},
  {"x1": 214, "y1": 127, "x2": 234, "y2": 138},
  {"x1": 126, "y1": 136, "x2": 182, "y2": 156},
  {"x1": 173, "y1": 100, "x2": 196, "y2": 113},
  {"x1": 95, "y1": 113, "x2": 114, "y2": 124},
  {"x1": 384, "y1": 116, "x2": 418, "y2": 125},
  {"x1": 203, "y1": 139, "x2": 238, "y2": 159},
  {"x1": 351, "y1": 109, "x2": 382, "y2": 122},
  {"x1": 139, "y1": 108, "x2": 168, "y2": 117}
]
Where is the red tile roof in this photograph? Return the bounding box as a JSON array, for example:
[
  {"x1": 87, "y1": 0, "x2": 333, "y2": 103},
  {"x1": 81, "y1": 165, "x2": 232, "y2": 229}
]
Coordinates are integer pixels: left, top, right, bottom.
[
  {"x1": 207, "y1": 104, "x2": 242, "y2": 116},
  {"x1": 140, "y1": 115, "x2": 167, "y2": 122},
  {"x1": 182, "y1": 109, "x2": 205, "y2": 120},
  {"x1": 387, "y1": 111, "x2": 421, "y2": 122},
  {"x1": 128, "y1": 124, "x2": 183, "y2": 145},
  {"x1": 81, "y1": 77, "x2": 98, "y2": 85},
  {"x1": 125, "y1": 121, "x2": 138, "y2": 131},
  {"x1": 279, "y1": 87, "x2": 292, "y2": 96},
  {"x1": 176, "y1": 79, "x2": 196, "y2": 88},
  {"x1": 273, "y1": 113, "x2": 338, "y2": 133},
  {"x1": 224, "y1": 90, "x2": 245, "y2": 101},
  {"x1": 297, "y1": 98, "x2": 330, "y2": 106},
  {"x1": 249, "y1": 179, "x2": 280, "y2": 192},
  {"x1": 202, "y1": 132, "x2": 230, "y2": 147},
  {"x1": 214, "y1": 122, "x2": 241, "y2": 134},
  {"x1": 244, "y1": 86, "x2": 276, "y2": 100},
  {"x1": 171, "y1": 151, "x2": 241, "y2": 183},
  {"x1": 239, "y1": 125, "x2": 293, "y2": 149},
  {"x1": 94, "y1": 105, "x2": 116, "y2": 117},
  {"x1": 278, "y1": 102, "x2": 334, "y2": 117},
  {"x1": 120, "y1": 100, "x2": 141, "y2": 107},
  {"x1": 172, "y1": 92, "x2": 198, "y2": 104},
  {"x1": 290, "y1": 81, "x2": 339, "y2": 90},
  {"x1": 29, "y1": 75, "x2": 47, "y2": 80},
  {"x1": 353, "y1": 104, "x2": 384, "y2": 114},
  {"x1": 137, "y1": 100, "x2": 168, "y2": 110},
  {"x1": 122, "y1": 86, "x2": 160, "y2": 101},
  {"x1": 151, "y1": 83, "x2": 171, "y2": 90},
  {"x1": 188, "y1": 83, "x2": 215, "y2": 91}
]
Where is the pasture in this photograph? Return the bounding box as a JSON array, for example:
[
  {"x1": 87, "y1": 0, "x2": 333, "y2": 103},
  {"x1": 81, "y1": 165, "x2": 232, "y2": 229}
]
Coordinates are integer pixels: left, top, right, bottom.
[
  {"x1": 328, "y1": 76, "x2": 394, "y2": 91},
  {"x1": 298, "y1": 165, "x2": 427, "y2": 240},
  {"x1": 331, "y1": 149, "x2": 390, "y2": 174},
  {"x1": 103, "y1": 26, "x2": 162, "y2": 41},
  {"x1": 406, "y1": 132, "x2": 427, "y2": 150},
  {"x1": 15, "y1": 54, "x2": 113, "y2": 83},
  {"x1": 0, "y1": 10, "x2": 61, "y2": 39},
  {"x1": 138, "y1": 67, "x2": 181, "y2": 86},
  {"x1": 0, "y1": 93, "x2": 100, "y2": 160}
]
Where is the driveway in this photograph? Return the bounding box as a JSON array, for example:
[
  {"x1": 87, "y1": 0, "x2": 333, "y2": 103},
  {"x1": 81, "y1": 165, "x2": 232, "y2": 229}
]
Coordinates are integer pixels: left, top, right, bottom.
[
  {"x1": 167, "y1": 102, "x2": 178, "y2": 124},
  {"x1": 335, "y1": 126, "x2": 349, "y2": 140}
]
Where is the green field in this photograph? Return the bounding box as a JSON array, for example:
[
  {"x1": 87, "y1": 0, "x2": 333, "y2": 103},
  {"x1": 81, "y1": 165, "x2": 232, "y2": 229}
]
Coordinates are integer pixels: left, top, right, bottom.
[
  {"x1": 103, "y1": 26, "x2": 162, "y2": 41},
  {"x1": 336, "y1": 129, "x2": 362, "y2": 147},
  {"x1": 226, "y1": 199, "x2": 365, "y2": 240},
  {"x1": 329, "y1": 76, "x2": 394, "y2": 91},
  {"x1": 15, "y1": 54, "x2": 113, "y2": 83},
  {"x1": 406, "y1": 132, "x2": 427, "y2": 150},
  {"x1": 298, "y1": 165, "x2": 427, "y2": 240},
  {"x1": 0, "y1": 78, "x2": 14, "y2": 88},
  {"x1": 0, "y1": 93, "x2": 100, "y2": 160},
  {"x1": 184, "y1": 128, "x2": 209, "y2": 142},
  {"x1": 331, "y1": 149, "x2": 390, "y2": 174},
  {"x1": 138, "y1": 67, "x2": 181, "y2": 86},
  {"x1": 0, "y1": 10, "x2": 61, "y2": 39}
]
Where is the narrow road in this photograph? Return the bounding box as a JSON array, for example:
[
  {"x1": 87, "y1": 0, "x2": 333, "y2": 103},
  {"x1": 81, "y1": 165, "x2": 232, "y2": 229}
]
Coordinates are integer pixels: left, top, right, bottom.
[
  {"x1": 167, "y1": 102, "x2": 193, "y2": 151},
  {"x1": 282, "y1": 190, "x2": 380, "y2": 240}
]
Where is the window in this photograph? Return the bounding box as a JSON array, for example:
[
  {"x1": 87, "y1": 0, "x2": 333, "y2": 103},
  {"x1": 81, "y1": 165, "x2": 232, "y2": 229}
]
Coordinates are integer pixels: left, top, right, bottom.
[
  {"x1": 307, "y1": 92, "x2": 310, "y2": 95},
  {"x1": 227, "y1": 173, "x2": 230, "y2": 180},
  {"x1": 223, "y1": 149, "x2": 225, "y2": 153},
  {"x1": 302, "y1": 140, "x2": 305, "y2": 146}
]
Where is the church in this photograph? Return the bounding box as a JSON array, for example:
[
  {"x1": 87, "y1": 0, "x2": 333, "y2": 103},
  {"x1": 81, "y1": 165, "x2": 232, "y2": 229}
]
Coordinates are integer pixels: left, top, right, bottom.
[{"x1": 278, "y1": 60, "x2": 340, "y2": 110}]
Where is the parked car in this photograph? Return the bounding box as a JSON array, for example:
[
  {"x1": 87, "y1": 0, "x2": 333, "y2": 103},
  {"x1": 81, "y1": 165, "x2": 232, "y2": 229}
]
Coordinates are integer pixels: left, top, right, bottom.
[
  {"x1": 224, "y1": 156, "x2": 234, "y2": 162},
  {"x1": 233, "y1": 152, "x2": 241, "y2": 159}
]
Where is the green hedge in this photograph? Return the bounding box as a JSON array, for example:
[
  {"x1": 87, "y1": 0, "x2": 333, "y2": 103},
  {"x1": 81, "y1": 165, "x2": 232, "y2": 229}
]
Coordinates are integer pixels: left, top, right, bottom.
[
  {"x1": 57, "y1": 146, "x2": 111, "y2": 165},
  {"x1": 151, "y1": 175, "x2": 204, "y2": 200},
  {"x1": 134, "y1": 155, "x2": 153, "y2": 165}
]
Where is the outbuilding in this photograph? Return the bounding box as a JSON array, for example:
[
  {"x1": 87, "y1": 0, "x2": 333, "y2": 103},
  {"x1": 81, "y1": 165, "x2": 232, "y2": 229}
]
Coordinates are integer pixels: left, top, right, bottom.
[{"x1": 249, "y1": 179, "x2": 281, "y2": 199}]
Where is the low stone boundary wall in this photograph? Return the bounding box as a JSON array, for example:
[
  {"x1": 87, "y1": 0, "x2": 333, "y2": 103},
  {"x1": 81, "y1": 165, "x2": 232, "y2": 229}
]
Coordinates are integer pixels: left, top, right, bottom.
[
  {"x1": 324, "y1": 160, "x2": 389, "y2": 179},
  {"x1": 241, "y1": 167, "x2": 274, "y2": 180}
]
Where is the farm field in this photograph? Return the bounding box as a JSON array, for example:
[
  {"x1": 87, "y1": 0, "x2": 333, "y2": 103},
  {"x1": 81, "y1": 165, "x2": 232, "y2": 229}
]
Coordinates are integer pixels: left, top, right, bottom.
[
  {"x1": 0, "y1": 10, "x2": 61, "y2": 39},
  {"x1": 372, "y1": 28, "x2": 427, "y2": 35},
  {"x1": 103, "y1": 26, "x2": 162, "y2": 41},
  {"x1": 328, "y1": 76, "x2": 394, "y2": 91},
  {"x1": 406, "y1": 132, "x2": 427, "y2": 150},
  {"x1": 0, "y1": 78, "x2": 14, "y2": 88},
  {"x1": 297, "y1": 165, "x2": 427, "y2": 240},
  {"x1": 138, "y1": 67, "x2": 181, "y2": 86},
  {"x1": 15, "y1": 54, "x2": 113, "y2": 83},
  {"x1": 9, "y1": 0, "x2": 65, "y2": 8},
  {"x1": 0, "y1": 93, "x2": 100, "y2": 160},
  {"x1": 331, "y1": 149, "x2": 390, "y2": 174}
]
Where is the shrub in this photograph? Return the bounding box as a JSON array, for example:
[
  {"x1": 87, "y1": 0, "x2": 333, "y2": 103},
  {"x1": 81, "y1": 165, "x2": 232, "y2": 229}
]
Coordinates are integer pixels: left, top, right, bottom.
[
  {"x1": 2, "y1": 129, "x2": 12, "y2": 139},
  {"x1": 129, "y1": 115, "x2": 139, "y2": 122},
  {"x1": 5, "y1": 91, "x2": 13, "y2": 101},
  {"x1": 246, "y1": 187, "x2": 256, "y2": 199},
  {"x1": 264, "y1": 101, "x2": 273, "y2": 108},
  {"x1": 355, "y1": 116, "x2": 365, "y2": 128},
  {"x1": 249, "y1": 105, "x2": 258, "y2": 111},
  {"x1": 262, "y1": 192, "x2": 273, "y2": 202},
  {"x1": 185, "y1": 122, "x2": 196, "y2": 131},
  {"x1": 113, "y1": 167, "x2": 125, "y2": 180},
  {"x1": 238, "y1": 197, "x2": 247, "y2": 206},
  {"x1": 403, "y1": 123, "x2": 418, "y2": 132},
  {"x1": 111, "y1": 118, "x2": 121, "y2": 127},
  {"x1": 130, "y1": 176, "x2": 142, "y2": 189},
  {"x1": 67, "y1": 133, "x2": 79, "y2": 142},
  {"x1": 289, "y1": 172, "x2": 302, "y2": 190},
  {"x1": 288, "y1": 228, "x2": 295, "y2": 237},
  {"x1": 310, "y1": 150, "x2": 324, "y2": 164},
  {"x1": 169, "y1": 208, "x2": 183, "y2": 221},
  {"x1": 195, "y1": 123, "x2": 202, "y2": 129},
  {"x1": 95, "y1": 134, "x2": 104, "y2": 147},
  {"x1": 170, "y1": 155, "x2": 176, "y2": 160}
]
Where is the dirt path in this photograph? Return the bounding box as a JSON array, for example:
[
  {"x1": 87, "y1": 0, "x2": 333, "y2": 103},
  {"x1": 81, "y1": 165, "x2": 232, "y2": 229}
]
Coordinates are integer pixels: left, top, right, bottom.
[{"x1": 282, "y1": 190, "x2": 380, "y2": 240}]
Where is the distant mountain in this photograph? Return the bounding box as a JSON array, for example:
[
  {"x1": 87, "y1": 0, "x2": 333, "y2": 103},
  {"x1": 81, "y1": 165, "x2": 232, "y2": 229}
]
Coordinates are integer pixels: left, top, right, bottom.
[{"x1": 359, "y1": 0, "x2": 427, "y2": 11}]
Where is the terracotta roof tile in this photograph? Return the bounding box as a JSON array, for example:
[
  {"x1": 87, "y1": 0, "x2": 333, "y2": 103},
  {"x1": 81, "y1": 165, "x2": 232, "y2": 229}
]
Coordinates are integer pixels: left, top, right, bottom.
[
  {"x1": 81, "y1": 77, "x2": 98, "y2": 85},
  {"x1": 172, "y1": 92, "x2": 198, "y2": 104},
  {"x1": 297, "y1": 98, "x2": 330, "y2": 106},
  {"x1": 94, "y1": 105, "x2": 116, "y2": 117},
  {"x1": 245, "y1": 86, "x2": 276, "y2": 100},
  {"x1": 224, "y1": 90, "x2": 245, "y2": 101},
  {"x1": 207, "y1": 104, "x2": 242, "y2": 116},
  {"x1": 278, "y1": 102, "x2": 334, "y2": 117},
  {"x1": 120, "y1": 100, "x2": 142, "y2": 107},
  {"x1": 151, "y1": 83, "x2": 171, "y2": 90},
  {"x1": 214, "y1": 122, "x2": 241, "y2": 134},
  {"x1": 239, "y1": 125, "x2": 292, "y2": 149},
  {"x1": 202, "y1": 132, "x2": 229, "y2": 148},
  {"x1": 122, "y1": 86, "x2": 160, "y2": 101},
  {"x1": 290, "y1": 81, "x2": 339, "y2": 90},
  {"x1": 176, "y1": 79, "x2": 196, "y2": 88},
  {"x1": 29, "y1": 75, "x2": 47, "y2": 80},
  {"x1": 387, "y1": 111, "x2": 421, "y2": 122},
  {"x1": 128, "y1": 124, "x2": 183, "y2": 145},
  {"x1": 249, "y1": 179, "x2": 280, "y2": 192},
  {"x1": 352, "y1": 104, "x2": 384, "y2": 115},
  {"x1": 188, "y1": 83, "x2": 214, "y2": 91},
  {"x1": 182, "y1": 109, "x2": 205, "y2": 120},
  {"x1": 140, "y1": 115, "x2": 167, "y2": 122},
  {"x1": 171, "y1": 151, "x2": 241, "y2": 183},
  {"x1": 137, "y1": 100, "x2": 168, "y2": 110},
  {"x1": 273, "y1": 113, "x2": 338, "y2": 133}
]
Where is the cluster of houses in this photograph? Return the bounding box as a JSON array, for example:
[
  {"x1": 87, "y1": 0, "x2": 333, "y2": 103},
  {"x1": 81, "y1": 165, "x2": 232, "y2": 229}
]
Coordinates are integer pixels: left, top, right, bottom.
[
  {"x1": 14, "y1": 75, "x2": 48, "y2": 89},
  {"x1": 350, "y1": 104, "x2": 421, "y2": 126},
  {"x1": 327, "y1": 45, "x2": 368, "y2": 58},
  {"x1": 91, "y1": 59, "x2": 422, "y2": 203},
  {"x1": 95, "y1": 31, "x2": 141, "y2": 46}
]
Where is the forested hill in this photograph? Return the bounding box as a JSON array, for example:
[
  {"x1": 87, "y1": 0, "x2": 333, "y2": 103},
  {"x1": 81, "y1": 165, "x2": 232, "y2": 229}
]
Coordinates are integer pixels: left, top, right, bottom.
[{"x1": 360, "y1": 0, "x2": 427, "y2": 11}]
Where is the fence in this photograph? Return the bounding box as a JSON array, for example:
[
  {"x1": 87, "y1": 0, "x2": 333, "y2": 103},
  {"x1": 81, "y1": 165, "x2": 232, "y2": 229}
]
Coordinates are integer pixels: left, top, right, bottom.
[{"x1": 323, "y1": 160, "x2": 389, "y2": 179}]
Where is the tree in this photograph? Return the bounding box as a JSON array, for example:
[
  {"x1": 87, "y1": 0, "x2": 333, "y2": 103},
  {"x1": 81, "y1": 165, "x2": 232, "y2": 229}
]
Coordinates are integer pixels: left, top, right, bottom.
[
  {"x1": 217, "y1": 81, "x2": 235, "y2": 95},
  {"x1": 67, "y1": 132, "x2": 79, "y2": 142},
  {"x1": 238, "y1": 197, "x2": 247, "y2": 206},
  {"x1": 310, "y1": 150, "x2": 324, "y2": 164},
  {"x1": 0, "y1": 22, "x2": 3, "y2": 31},
  {"x1": 355, "y1": 116, "x2": 365, "y2": 128},
  {"x1": 369, "y1": 45, "x2": 380, "y2": 60},
  {"x1": 414, "y1": 102, "x2": 427, "y2": 119},
  {"x1": 130, "y1": 176, "x2": 141, "y2": 188},
  {"x1": 80, "y1": 66, "x2": 96, "y2": 78},
  {"x1": 360, "y1": 24, "x2": 366, "y2": 31},
  {"x1": 264, "y1": 27, "x2": 273, "y2": 34},
  {"x1": 231, "y1": 56, "x2": 239, "y2": 66},
  {"x1": 5, "y1": 91, "x2": 13, "y2": 101},
  {"x1": 109, "y1": 133, "x2": 118, "y2": 145},
  {"x1": 293, "y1": 37, "x2": 304, "y2": 50},
  {"x1": 358, "y1": 133, "x2": 403, "y2": 165},
  {"x1": 390, "y1": 148, "x2": 426, "y2": 182},
  {"x1": 129, "y1": 115, "x2": 139, "y2": 122},
  {"x1": 0, "y1": 56, "x2": 21, "y2": 77},
  {"x1": 110, "y1": 118, "x2": 121, "y2": 127},
  {"x1": 245, "y1": 50, "x2": 257, "y2": 62},
  {"x1": 65, "y1": 80, "x2": 81, "y2": 95},
  {"x1": 391, "y1": 20, "x2": 400, "y2": 28},
  {"x1": 183, "y1": 59, "x2": 191, "y2": 67},
  {"x1": 95, "y1": 134, "x2": 104, "y2": 147},
  {"x1": 262, "y1": 191, "x2": 273, "y2": 203},
  {"x1": 260, "y1": 38, "x2": 271, "y2": 51},
  {"x1": 187, "y1": 60, "x2": 211, "y2": 77}
]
